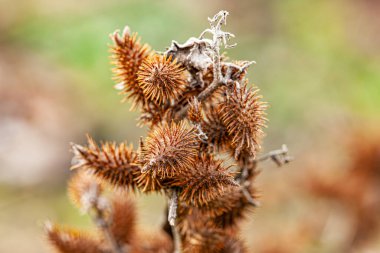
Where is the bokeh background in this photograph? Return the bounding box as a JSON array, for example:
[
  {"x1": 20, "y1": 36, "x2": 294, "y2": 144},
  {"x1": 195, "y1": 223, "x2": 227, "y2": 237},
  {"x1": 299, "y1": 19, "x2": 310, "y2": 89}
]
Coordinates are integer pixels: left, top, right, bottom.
[{"x1": 1, "y1": 0, "x2": 379, "y2": 252}]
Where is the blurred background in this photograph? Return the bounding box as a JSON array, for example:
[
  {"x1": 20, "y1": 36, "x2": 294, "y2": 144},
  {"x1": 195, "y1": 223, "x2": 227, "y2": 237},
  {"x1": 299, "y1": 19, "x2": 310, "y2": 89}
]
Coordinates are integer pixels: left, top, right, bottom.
[{"x1": 0, "y1": 0, "x2": 379, "y2": 252}]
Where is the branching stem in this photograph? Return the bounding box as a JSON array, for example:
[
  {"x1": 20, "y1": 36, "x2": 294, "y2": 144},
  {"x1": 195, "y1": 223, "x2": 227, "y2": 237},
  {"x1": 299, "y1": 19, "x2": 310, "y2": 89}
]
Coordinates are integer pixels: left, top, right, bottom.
[
  {"x1": 197, "y1": 11, "x2": 229, "y2": 102},
  {"x1": 237, "y1": 157, "x2": 261, "y2": 207},
  {"x1": 176, "y1": 11, "x2": 237, "y2": 120},
  {"x1": 256, "y1": 144, "x2": 292, "y2": 166}
]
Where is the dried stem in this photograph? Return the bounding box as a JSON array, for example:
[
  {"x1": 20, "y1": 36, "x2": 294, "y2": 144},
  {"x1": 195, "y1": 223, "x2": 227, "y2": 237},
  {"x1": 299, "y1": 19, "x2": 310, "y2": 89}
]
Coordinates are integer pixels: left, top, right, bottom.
[
  {"x1": 256, "y1": 144, "x2": 292, "y2": 166},
  {"x1": 237, "y1": 145, "x2": 292, "y2": 208},
  {"x1": 168, "y1": 190, "x2": 181, "y2": 253},
  {"x1": 176, "y1": 11, "x2": 236, "y2": 120},
  {"x1": 195, "y1": 123, "x2": 208, "y2": 142},
  {"x1": 237, "y1": 157, "x2": 261, "y2": 207},
  {"x1": 168, "y1": 190, "x2": 178, "y2": 226},
  {"x1": 198, "y1": 10, "x2": 236, "y2": 101},
  {"x1": 171, "y1": 223, "x2": 181, "y2": 253},
  {"x1": 242, "y1": 186, "x2": 260, "y2": 207}
]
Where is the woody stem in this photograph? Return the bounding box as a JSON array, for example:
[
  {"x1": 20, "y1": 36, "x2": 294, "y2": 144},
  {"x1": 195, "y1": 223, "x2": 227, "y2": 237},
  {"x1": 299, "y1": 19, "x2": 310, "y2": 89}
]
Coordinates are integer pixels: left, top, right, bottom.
[{"x1": 168, "y1": 190, "x2": 181, "y2": 253}]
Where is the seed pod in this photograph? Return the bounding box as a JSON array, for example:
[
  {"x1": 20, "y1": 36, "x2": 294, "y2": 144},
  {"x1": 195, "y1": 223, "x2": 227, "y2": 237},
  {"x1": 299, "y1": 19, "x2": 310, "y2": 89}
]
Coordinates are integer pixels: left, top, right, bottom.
[
  {"x1": 110, "y1": 26, "x2": 151, "y2": 107},
  {"x1": 177, "y1": 155, "x2": 239, "y2": 207},
  {"x1": 132, "y1": 230, "x2": 174, "y2": 253},
  {"x1": 212, "y1": 185, "x2": 258, "y2": 228},
  {"x1": 178, "y1": 208, "x2": 243, "y2": 253},
  {"x1": 220, "y1": 81, "x2": 267, "y2": 159},
  {"x1": 137, "y1": 55, "x2": 187, "y2": 105},
  {"x1": 45, "y1": 222, "x2": 102, "y2": 253},
  {"x1": 135, "y1": 170, "x2": 164, "y2": 192},
  {"x1": 200, "y1": 105, "x2": 230, "y2": 152},
  {"x1": 71, "y1": 135, "x2": 141, "y2": 190},
  {"x1": 140, "y1": 121, "x2": 198, "y2": 179},
  {"x1": 109, "y1": 194, "x2": 137, "y2": 246}
]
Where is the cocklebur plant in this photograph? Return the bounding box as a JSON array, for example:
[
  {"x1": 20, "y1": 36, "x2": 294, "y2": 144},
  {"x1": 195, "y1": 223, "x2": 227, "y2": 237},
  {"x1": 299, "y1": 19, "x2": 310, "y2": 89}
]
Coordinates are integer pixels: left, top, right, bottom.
[{"x1": 46, "y1": 10, "x2": 291, "y2": 253}]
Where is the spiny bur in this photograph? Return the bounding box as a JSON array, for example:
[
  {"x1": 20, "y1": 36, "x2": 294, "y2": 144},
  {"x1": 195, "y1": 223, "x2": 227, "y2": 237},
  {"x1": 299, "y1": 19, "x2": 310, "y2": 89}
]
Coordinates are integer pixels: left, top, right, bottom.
[
  {"x1": 220, "y1": 81, "x2": 267, "y2": 159},
  {"x1": 111, "y1": 26, "x2": 151, "y2": 107},
  {"x1": 71, "y1": 135, "x2": 141, "y2": 190},
  {"x1": 176, "y1": 155, "x2": 238, "y2": 208},
  {"x1": 45, "y1": 223, "x2": 103, "y2": 253},
  {"x1": 140, "y1": 121, "x2": 198, "y2": 178},
  {"x1": 138, "y1": 55, "x2": 187, "y2": 105},
  {"x1": 46, "y1": 10, "x2": 290, "y2": 253}
]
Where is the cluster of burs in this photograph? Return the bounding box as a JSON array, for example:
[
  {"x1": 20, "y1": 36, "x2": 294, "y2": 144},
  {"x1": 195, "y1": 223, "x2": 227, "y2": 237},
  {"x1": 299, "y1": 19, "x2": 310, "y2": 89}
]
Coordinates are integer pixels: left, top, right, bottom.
[{"x1": 46, "y1": 11, "x2": 289, "y2": 253}]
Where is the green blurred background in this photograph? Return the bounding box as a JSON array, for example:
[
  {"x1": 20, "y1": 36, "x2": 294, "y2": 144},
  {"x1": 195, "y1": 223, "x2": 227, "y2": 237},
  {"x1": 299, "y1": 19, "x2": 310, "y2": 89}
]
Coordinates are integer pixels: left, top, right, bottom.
[{"x1": 0, "y1": 0, "x2": 379, "y2": 252}]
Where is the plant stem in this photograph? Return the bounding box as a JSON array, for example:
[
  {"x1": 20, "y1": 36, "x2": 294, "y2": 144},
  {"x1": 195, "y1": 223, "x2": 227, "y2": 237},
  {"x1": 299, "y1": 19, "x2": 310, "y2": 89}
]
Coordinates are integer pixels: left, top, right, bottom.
[
  {"x1": 175, "y1": 11, "x2": 233, "y2": 120},
  {"x1": 256, "y1": 144, "x2": 292, "y2": 166},
  {"x1": 168, "y1": 190, "x2": 178, "y2": 226},
  {"x1": 168, "y1": 190, "x2": 181, "y2": 253}
]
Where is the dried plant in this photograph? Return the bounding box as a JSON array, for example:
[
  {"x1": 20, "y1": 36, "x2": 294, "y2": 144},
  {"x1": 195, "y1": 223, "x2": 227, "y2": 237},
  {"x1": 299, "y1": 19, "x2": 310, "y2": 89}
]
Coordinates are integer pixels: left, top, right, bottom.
[{"x1": 46, "y1": 10, "x2": 290, "y2": 253}]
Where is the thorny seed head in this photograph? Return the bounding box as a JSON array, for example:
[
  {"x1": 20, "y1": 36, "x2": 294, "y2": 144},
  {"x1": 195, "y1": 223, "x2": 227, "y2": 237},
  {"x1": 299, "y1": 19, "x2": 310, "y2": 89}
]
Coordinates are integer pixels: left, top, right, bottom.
[
  {"x1": 184, "y1": 180, "x2": 257, "y2": 220},
  {"x1": 220, "y1": 81, "x2": 268, "y2": 159},
  {"x1": 188, "y1": 97, "x2": 203, "y2": 124},
  {"x1": 137, "y1": 55, "x2": 187, "y2": 105},
  {"x1": 176, "y1": 154, "x2": 239, "y2": 208},
  {"x1": 188, "y1": 98, "x2": 208, "y2": 142},
  {"x1": 202, "y1": 60, "x2": 253, "y2": 88},
  {"x1": 184, "y1": 233, "x2": 247, "y2": 253},
  {"x1": 109, "y1": 194, "x2": 137, "y2": 246},
  {"x1": 110, "y1": 26, "x2": 151, "y2": 107},
  {"x1": 45, "y1": 222, "x2": 103, "y2": 253},
  {"x1": 140, "y1": 121, "x2": 199, "y2": 179},
  {"x1": 200, "y1": 104, "x2": 230, "y2": 152},
  {"x1": 177, "y1": 207, "x2": 246, "y2": 253},
  {"x1": 71, "y1": 135, "x2": 141, "y2": 190},
  {"x1": 133, "y1": 230, "x2": 174, "y2": 253},
  {"x1": 135, "y1": 170, "x2": 164, "y2": 193},
  {"x1": 176, "y1": 206, "x2": 224, "y2": 247},
  {"x1": 212, "y1": 185, "x2": 258, "y2": 228}
]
